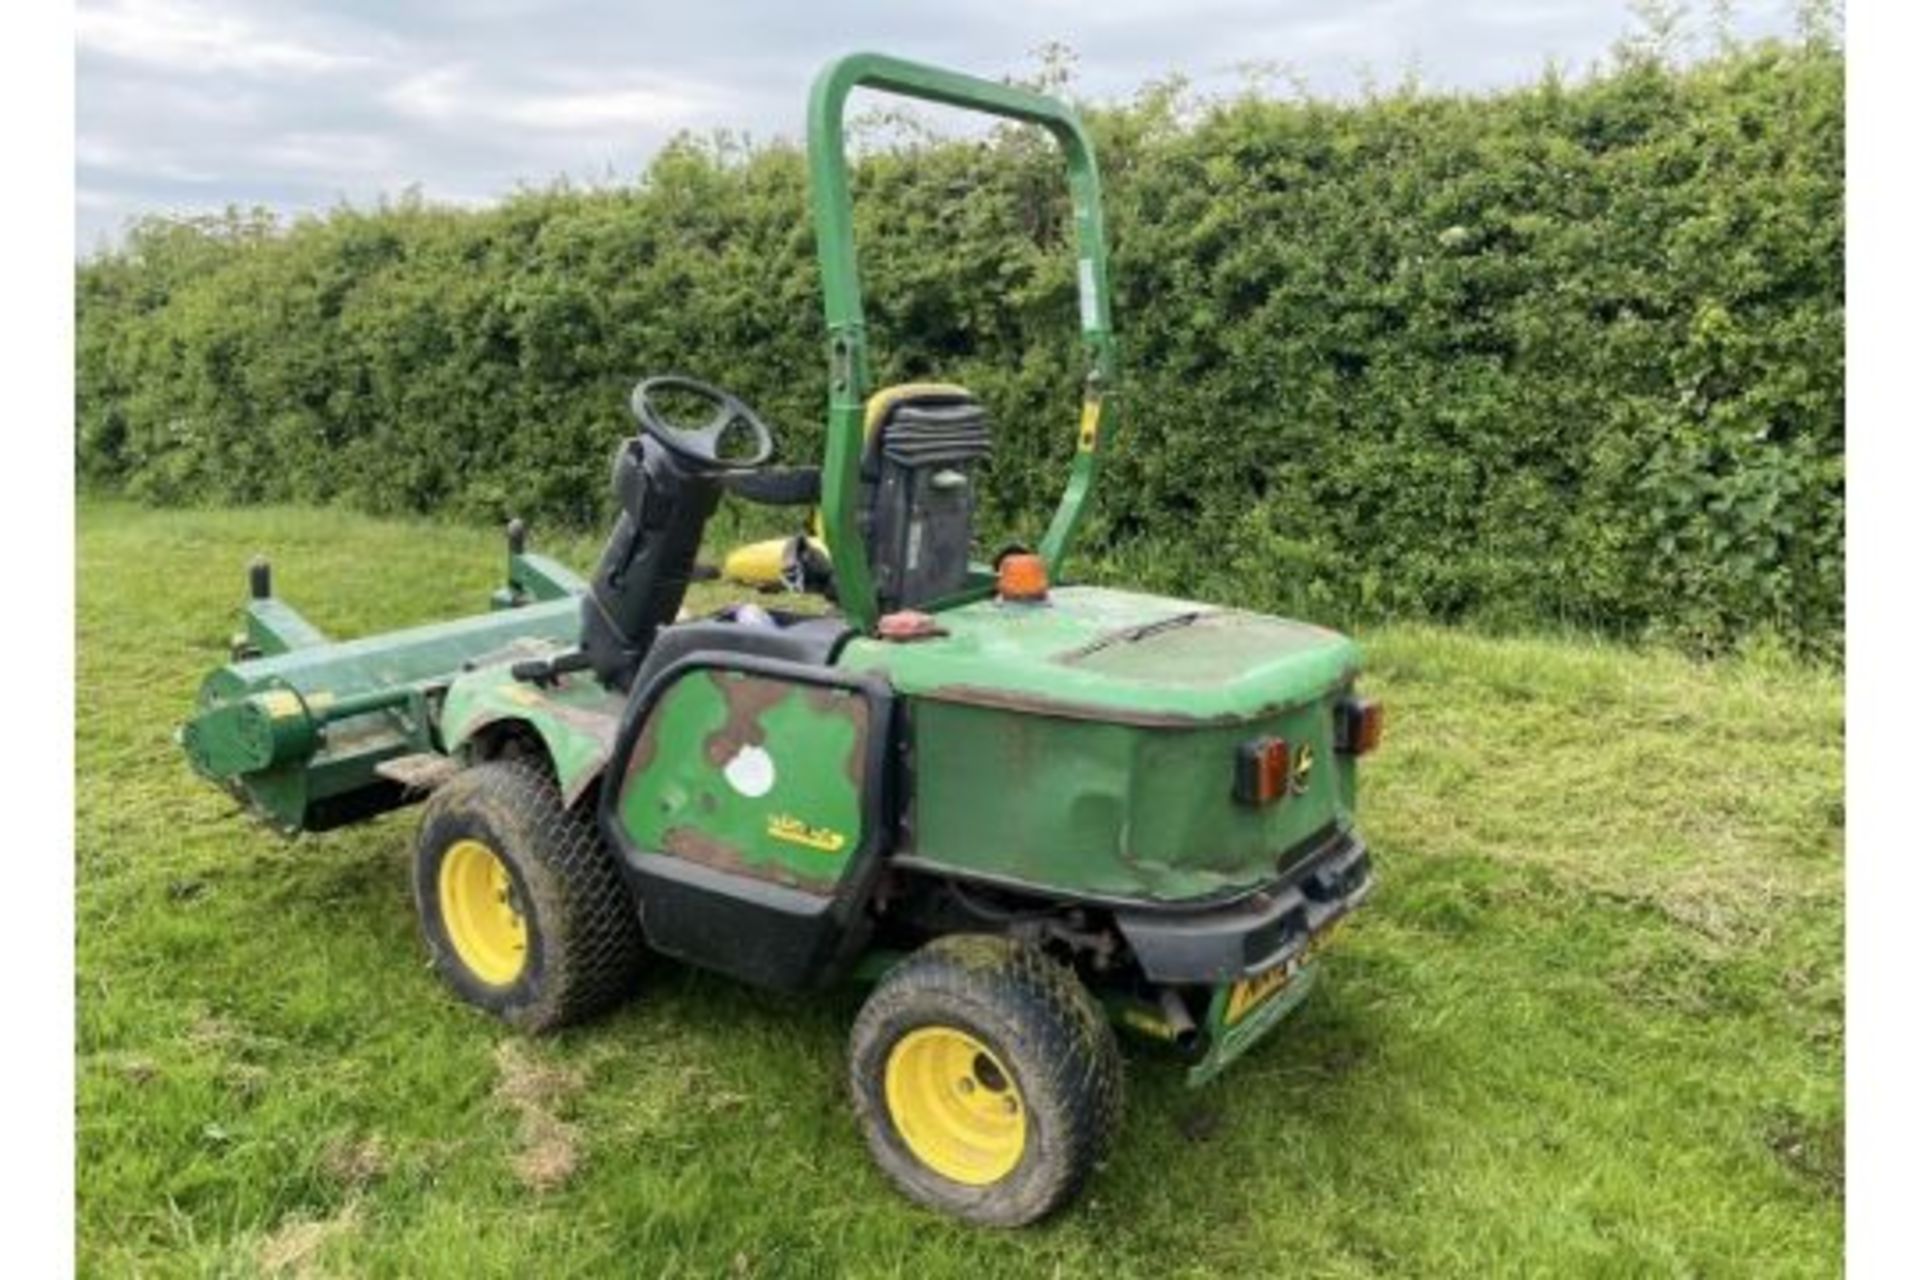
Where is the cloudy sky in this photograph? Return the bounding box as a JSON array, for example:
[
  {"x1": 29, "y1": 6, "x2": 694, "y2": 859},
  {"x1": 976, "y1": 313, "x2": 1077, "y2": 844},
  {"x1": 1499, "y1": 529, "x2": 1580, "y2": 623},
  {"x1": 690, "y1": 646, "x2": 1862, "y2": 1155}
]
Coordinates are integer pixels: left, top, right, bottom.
[{"x1": 75, "y1": 0, "x2": 1803, "y2": 253}]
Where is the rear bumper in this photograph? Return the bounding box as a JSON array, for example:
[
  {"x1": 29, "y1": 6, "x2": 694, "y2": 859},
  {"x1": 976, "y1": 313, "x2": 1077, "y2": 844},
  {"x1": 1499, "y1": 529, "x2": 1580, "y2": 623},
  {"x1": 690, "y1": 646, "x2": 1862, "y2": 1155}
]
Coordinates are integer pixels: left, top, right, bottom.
[{"x1": 1113, "y1": 827, "x2": 1372, "y2": 985}]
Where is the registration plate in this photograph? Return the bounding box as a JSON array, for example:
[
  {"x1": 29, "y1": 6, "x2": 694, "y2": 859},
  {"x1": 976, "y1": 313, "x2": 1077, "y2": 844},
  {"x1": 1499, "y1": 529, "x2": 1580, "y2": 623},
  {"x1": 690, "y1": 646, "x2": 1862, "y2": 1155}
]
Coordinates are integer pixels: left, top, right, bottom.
[
  {"x1": 1224, "y1": 963, "x2": 1296, "y2": 1025},
  {"x1": 1224, "y1": 920, "x2": 1344, "y2": 1026}
]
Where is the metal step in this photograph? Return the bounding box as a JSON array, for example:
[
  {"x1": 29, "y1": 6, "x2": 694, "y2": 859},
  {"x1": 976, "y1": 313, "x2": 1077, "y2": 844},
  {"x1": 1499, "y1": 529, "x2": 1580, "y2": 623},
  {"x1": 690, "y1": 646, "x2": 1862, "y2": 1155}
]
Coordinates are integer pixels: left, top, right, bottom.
[{"x1": 374, "y1": 753, "x2": 460, "y2": 793}]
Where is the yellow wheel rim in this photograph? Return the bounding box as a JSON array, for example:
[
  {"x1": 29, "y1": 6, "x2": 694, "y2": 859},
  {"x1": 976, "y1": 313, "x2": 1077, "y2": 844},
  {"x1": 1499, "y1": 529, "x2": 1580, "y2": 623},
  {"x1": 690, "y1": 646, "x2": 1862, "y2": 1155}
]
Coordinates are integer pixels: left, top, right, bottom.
[
  {"x1": 884, "y1": 1026, "x2": 1027, "y2": 1186},
  {"x1": 438, "y1": 838, "x2": 528, "y2": 986}
]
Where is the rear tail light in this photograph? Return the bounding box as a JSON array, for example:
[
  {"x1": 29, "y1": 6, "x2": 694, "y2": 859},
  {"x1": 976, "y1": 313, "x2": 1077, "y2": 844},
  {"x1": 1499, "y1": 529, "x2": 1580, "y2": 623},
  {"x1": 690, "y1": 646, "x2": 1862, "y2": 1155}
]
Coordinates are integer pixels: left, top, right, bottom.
[
  {"x1": 1335, "y1": 697, "x2": 1384, "y2": 756},
  {"x1": 1233, "y1": 737, "x2": 1290, "y2": 806}
]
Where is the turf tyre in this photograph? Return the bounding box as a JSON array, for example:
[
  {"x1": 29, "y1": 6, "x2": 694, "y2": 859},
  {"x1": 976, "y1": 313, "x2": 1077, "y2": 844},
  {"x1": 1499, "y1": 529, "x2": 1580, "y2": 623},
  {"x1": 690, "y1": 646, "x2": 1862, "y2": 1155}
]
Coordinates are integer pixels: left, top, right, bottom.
[
  {"x1": 412, "y1": 760, "x2": 642, "y2": 1032},
  {"x1": 848, "y1": 934, "x2": 1124, "y2": 1226}
]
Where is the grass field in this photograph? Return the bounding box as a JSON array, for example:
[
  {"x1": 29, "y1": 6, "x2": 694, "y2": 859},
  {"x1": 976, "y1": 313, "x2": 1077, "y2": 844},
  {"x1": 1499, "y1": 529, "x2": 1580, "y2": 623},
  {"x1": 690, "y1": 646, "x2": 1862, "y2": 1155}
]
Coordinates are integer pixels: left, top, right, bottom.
[{"x1": 76, "y1": 501, "x2": 1843, "y2": 1277}]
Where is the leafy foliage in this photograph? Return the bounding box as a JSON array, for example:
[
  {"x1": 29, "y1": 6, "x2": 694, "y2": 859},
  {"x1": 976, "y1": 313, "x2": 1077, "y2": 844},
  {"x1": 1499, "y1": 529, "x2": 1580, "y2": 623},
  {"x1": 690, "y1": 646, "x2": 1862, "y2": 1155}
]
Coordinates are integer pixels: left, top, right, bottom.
[{"x1": 74, "y1": 42, "x2": 1843, "y2": 656}]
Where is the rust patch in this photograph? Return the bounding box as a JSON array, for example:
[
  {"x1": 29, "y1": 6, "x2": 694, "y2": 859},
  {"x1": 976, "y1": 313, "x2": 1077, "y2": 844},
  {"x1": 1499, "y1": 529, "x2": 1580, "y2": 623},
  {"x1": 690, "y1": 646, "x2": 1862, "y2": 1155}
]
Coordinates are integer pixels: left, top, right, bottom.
[
  {"x1": 542, "y1": 699, "x2": 621, "y2": 753},
  {"x1": 701, "y1": 671, "x2": 793, "y2": 767},
  {"x1": 840, "y1": 696, "x2": 872, "y2": 788},
  {"x1": 662, "y1": 824, "x2": 744, "y2": 866},
  {"x1": 625, "y1": 713, "x2": 664, "y2": 790},
  {"x1": 662, "y1": 825, "x2": 837, "y2": 895}
]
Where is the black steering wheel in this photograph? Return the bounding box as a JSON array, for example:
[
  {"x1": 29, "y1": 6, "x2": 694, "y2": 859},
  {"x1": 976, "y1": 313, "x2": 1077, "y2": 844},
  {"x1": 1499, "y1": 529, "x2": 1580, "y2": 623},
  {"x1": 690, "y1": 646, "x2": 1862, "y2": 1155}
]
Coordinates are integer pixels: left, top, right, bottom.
[{"x1": 629, "y1": 375, "x2": 777, "y2": 470}]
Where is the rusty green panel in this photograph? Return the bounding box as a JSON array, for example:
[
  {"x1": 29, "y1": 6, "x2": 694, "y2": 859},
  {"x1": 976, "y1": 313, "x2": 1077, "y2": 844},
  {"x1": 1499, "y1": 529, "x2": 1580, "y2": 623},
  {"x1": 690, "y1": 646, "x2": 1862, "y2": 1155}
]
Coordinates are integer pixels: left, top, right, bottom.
[
  {"x1": 615, "y1": 670, "x2": 869, "y2": 894},
  {"x1": 902, "y1": 694, "x2": 1352, "y2": 903},
  {"x1": 440, "y1": 659, "x2": 626, "y2": 807},
  {"x1": 838, "y1": 583, "x2": 1361, "y2": 904}
]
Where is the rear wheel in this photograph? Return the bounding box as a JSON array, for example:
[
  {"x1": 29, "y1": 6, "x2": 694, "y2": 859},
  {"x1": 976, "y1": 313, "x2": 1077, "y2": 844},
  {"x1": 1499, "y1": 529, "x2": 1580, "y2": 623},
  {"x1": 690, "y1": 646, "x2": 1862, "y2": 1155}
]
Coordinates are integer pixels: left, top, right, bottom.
[
  {"x1": 412, "y1": 761, "x2": 642, "y2": 1032},
  {"x1": 848, "y1": 935, "x2": 1123, "y2": 1226}
]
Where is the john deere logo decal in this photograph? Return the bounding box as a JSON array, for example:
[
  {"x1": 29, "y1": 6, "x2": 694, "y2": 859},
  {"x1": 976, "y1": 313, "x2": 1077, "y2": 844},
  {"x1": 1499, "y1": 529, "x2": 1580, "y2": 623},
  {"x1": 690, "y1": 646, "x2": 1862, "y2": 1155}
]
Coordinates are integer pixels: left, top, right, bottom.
[
  {"x1": 1291, "y1": 743, "x2": 1315, "y2": 794},
  {"x1": 767, "y1": 813, "x2": 847, "y2": 854}
]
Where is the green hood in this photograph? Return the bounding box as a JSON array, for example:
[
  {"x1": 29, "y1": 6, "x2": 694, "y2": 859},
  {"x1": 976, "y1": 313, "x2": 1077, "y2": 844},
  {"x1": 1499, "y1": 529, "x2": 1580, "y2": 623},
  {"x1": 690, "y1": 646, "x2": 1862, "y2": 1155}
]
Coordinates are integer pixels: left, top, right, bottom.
[{"x1": 837, "y1": 586, "x2": 1359, "y2": 723}]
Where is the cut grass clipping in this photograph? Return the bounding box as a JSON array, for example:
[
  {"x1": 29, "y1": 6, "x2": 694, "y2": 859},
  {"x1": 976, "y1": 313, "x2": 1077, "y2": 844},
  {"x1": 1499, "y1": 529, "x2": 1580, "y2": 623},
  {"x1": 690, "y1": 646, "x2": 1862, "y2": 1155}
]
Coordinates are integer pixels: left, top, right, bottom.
[{"x1": 76, "y1": 502, "x2": 1842, "y2": 1276}]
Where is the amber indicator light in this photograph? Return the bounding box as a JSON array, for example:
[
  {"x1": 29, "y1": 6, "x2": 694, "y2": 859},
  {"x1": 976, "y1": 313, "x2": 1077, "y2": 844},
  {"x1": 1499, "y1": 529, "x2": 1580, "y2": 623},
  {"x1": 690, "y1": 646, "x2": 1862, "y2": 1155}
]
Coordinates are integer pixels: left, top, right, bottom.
[
  {"x1": 997, "y1": 553, "x2": 1050, "y2": 602},
  {"x1": 1233, "y1": 737, "x2": 1290, "y2": 805},
  {"x1": 1336, "y1": 697, "x2": 1384, "y2": 755}
]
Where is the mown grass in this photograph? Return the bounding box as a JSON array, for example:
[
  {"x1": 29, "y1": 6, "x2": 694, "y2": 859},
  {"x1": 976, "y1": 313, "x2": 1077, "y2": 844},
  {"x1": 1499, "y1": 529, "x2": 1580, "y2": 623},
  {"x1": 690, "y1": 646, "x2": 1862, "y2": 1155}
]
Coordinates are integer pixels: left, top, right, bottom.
[{"x1": 76, "y1": 501, "x2": 1843, "y2": 1277}]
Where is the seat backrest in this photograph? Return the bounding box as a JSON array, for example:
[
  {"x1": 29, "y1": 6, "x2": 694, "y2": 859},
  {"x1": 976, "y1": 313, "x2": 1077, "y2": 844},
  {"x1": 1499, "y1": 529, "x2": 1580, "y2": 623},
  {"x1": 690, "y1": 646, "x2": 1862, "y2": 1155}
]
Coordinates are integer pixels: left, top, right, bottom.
[
  {"x1": 579, "y1": 436, "x2": 722, "y2": 691},
  {"x1": 860, "y1": 384, "x2": 991, "y2": 612}
]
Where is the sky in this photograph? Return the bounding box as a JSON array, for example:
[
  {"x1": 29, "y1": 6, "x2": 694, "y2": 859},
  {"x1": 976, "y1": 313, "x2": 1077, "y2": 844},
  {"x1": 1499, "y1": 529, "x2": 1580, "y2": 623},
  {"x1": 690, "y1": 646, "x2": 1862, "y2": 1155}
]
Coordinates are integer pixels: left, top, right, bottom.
[{"x1": 74, "y1": 0, "x2": 1806, "y2": 254}]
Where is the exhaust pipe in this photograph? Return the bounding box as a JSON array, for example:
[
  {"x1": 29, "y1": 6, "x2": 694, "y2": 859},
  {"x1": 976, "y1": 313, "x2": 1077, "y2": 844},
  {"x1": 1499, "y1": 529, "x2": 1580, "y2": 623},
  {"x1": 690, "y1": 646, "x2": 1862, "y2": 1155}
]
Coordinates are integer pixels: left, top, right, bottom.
[{"x1": 1157, "y1": 987, "x2": 1199, "y2": 1051}]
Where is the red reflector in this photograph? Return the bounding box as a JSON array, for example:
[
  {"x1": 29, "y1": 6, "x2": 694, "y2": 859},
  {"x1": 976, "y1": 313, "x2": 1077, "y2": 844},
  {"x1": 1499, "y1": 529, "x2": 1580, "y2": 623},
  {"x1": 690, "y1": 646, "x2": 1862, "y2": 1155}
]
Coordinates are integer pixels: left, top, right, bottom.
[
  {"x1": 1337, "y1": 697, "x2": 1384, "y2": 755},
  {"x1": 1234, "y1": 736, "x2": 1290, "y2": 805}
]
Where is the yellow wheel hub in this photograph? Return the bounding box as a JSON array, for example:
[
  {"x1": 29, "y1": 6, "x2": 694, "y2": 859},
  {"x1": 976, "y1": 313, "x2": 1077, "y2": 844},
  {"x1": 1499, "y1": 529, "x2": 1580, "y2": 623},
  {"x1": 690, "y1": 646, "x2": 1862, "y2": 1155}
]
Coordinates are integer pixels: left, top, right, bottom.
[
  {"x1": 884, "y1": 1026, "x2": 1027, "y2": 1185},
  {"x1": 438, "y1": 838, "x2": 528, "y2": 985}
]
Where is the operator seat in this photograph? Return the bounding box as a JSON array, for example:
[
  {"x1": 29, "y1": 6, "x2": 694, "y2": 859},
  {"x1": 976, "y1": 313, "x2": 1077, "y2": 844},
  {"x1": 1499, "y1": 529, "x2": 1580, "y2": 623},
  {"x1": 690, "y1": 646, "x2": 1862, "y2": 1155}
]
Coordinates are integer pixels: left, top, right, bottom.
[
  {"x1": 577, "y1": 380, "x2": 990, "y2": 694},
  {"x1": 858, "y1": 383, "x2": 992, "y2": 613}
]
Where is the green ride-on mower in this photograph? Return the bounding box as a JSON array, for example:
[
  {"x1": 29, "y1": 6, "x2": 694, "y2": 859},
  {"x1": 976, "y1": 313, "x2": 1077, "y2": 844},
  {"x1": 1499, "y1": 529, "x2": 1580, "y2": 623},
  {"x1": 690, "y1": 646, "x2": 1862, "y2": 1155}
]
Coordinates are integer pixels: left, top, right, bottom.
[{"x1": 178, "y1": 53, "x2": 1382, "y2": 1226}]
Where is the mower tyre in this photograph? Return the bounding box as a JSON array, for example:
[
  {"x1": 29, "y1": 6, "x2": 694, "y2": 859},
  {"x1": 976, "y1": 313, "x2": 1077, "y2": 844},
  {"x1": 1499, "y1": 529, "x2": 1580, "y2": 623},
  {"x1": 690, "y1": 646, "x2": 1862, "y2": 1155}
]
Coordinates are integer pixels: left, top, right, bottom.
[
  {"x1": 848, "y1": 934, "x2": 1123, "y2": 1226},
  {"x1": 412, "y1": 760, "x2": 641, "y2": 1032}
]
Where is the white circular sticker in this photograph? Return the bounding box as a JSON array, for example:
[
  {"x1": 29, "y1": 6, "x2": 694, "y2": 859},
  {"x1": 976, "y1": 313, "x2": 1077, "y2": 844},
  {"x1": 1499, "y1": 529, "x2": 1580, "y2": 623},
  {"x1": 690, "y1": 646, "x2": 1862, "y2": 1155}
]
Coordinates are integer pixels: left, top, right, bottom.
[{"x1": 723, "y1": 744, "x2": 776, "y2": 798}]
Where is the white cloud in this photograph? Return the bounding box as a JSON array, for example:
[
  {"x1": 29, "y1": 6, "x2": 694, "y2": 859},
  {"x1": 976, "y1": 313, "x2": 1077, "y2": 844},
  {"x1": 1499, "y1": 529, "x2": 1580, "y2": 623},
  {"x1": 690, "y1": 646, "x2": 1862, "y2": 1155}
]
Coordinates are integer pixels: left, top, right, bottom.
[
  {"x1": 384, "y1": 65, "x2": 468, "y2": 123},
  {"x1": 386, "y1": 64, "x2": 711, "y2": 133},
  {"x1": 76, "y1": 137, "x2": 219, "y2": 183},
  {"x1": 75, "y1": 0, "x2": 1806, "y2": 254},
  {"x1": 500, "y1": 85, "x2": 709, "y2": 130},
  {"x1": 252, "y1": 132, "x2": 399, "y2": 175},
  {"x1": 76, "y1": 0, "x2": 368, "y2": 75}
]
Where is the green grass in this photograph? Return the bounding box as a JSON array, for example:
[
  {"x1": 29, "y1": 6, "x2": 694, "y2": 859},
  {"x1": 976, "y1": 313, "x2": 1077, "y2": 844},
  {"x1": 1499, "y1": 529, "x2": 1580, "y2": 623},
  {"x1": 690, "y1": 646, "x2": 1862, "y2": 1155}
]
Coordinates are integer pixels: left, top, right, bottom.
[{"x1": 76, "y1": 501, "x2": 1843, "y2": 1277}]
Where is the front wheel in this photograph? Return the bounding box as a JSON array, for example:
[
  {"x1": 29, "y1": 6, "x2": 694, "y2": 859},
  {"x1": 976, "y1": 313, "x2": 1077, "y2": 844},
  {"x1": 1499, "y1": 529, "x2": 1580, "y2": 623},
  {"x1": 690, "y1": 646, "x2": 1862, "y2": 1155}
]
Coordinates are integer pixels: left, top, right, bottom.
[
  {"x1": 848, "y1": 935, "x2": 1124, "y2": 1226},
  {"x1": 412, "y1": 761, "x2": 643, "y2": 1032}
]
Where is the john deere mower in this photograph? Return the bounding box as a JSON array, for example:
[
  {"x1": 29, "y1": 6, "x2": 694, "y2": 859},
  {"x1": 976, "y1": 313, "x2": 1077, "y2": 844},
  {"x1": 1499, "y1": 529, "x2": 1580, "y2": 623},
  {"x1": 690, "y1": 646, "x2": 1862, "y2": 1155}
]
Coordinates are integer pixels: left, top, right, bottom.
[{"x1": 178, "y1": 53, "x2": 1381, "y2": 1226}]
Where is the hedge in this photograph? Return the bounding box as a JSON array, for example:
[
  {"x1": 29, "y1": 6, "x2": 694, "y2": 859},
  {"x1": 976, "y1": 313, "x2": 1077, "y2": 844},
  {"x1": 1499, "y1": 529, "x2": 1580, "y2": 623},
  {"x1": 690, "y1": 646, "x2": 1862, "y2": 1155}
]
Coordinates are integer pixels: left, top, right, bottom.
[{"x1": 75, "y1": 40, "x2": 1843, "y2": 658}]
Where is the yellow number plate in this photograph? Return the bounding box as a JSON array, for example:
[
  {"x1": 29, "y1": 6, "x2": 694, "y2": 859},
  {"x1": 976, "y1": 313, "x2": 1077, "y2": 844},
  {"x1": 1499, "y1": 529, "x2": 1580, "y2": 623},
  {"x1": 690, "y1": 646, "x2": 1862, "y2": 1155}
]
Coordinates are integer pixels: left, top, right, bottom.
[
  {"x1": 1224, "y1": 964, "x2": 1294, "y2": 1025},
  {"x1": 1224, "y1": 920, "x2": 1345, "y2": 1026}
]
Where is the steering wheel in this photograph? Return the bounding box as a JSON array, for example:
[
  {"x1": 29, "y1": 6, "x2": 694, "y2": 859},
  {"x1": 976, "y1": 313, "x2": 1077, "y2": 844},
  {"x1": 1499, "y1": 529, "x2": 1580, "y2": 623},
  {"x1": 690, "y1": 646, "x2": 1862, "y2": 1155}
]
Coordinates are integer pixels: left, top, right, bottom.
[{"x1": 629, "y1": 375, "x2": 777, "y2": 470}]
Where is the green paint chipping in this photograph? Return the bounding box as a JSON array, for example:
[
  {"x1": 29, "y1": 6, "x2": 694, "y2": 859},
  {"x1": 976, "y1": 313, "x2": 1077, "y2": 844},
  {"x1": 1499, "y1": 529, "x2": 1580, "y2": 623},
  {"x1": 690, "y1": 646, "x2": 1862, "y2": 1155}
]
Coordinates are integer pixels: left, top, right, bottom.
[
  {"x1": 440, "y1": 661, "x2": 627, "y2": 806},
  {"x1": 617, "y1": 670, "x2": 868, "y2": 893}
]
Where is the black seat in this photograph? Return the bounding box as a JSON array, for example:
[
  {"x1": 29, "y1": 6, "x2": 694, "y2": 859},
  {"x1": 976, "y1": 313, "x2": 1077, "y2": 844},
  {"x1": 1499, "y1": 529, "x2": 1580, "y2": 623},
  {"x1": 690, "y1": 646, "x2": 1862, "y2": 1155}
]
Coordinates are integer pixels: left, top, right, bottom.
[{"x1": 859, "y1": 384, "x2": 992, "y2": 612}]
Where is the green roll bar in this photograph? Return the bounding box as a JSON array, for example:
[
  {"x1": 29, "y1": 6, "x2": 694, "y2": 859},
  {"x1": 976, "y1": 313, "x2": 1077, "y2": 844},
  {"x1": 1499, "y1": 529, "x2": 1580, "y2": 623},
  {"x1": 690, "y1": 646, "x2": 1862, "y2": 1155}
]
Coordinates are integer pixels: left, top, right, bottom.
[{"x1": 807, "y1": 52, "x2": 1118, "y2": 630}]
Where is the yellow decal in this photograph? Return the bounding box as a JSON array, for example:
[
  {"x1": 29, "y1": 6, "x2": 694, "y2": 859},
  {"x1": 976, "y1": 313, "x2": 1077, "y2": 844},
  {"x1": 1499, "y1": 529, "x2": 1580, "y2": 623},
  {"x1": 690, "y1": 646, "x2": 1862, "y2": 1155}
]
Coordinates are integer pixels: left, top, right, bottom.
[
  {"x1": 1076, "y1": 396, "x2": 1103, "y2": 452},
  {"x1": 1226, "y1": 919, "x2": 1345, "y2": 1025},
  {"x1": 1292, "y1": 743, "x2": 1316, "y2": 794},
  {"x1": 1224, "y1": 963, "x2": 1295, "y2": 1025},
  {"x1": 501, "y1": 685, "x2": 542, "y2": 707},
  {"x1": 767, "y1": 813, "x2": 848, "y2": 854}
]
